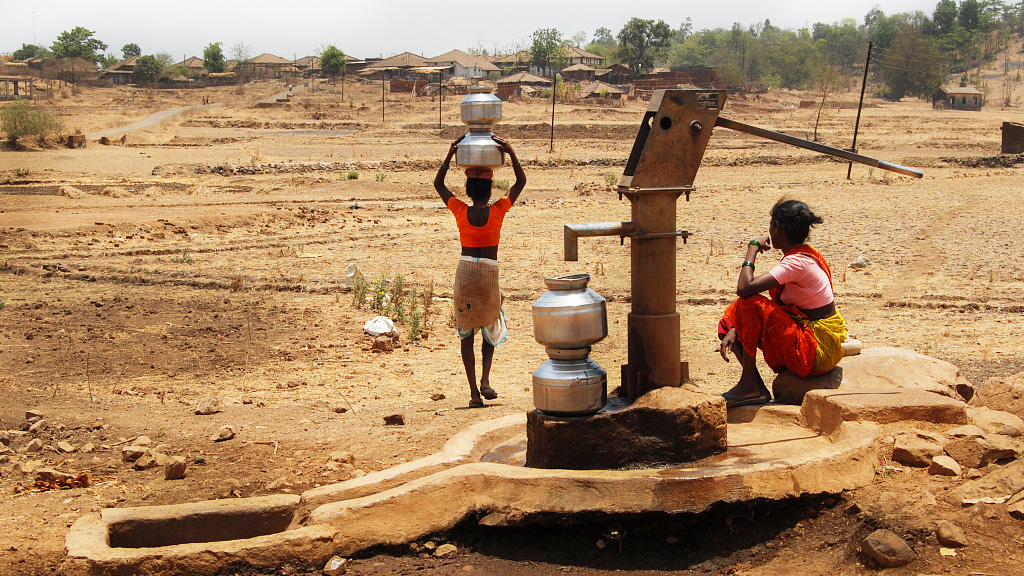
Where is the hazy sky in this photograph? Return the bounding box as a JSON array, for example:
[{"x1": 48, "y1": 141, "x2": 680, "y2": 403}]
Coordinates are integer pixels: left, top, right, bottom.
[{"x1": 4, "y1": 1, "x2": 939, "y2": 61}]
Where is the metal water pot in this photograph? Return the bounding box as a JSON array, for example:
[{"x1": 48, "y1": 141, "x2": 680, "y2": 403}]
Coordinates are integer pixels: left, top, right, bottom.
[
  {"x1": 455, "y1": 131, "x2": 505, "y2": 169},
  {"x1": 533, "y1": 274, "x2": 607, "y2": 349},
  {"x1": 460, "y1": 86, "x2": 502, "y2": 125},
  {"x1": 532, "y1": 347, "x2": 607, "y2": 415}
]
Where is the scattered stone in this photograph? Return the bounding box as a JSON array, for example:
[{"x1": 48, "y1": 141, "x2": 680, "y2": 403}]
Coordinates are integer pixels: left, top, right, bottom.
[
  {"x1": 946, "y1": 424, "x2": 986, "y2": 438},
  {"x1": 323, "y1": 555, "x2": 349, "y2": 575},
  {"x1": 28, "y1": 419, "x2": 48, "y2": 434},
  {"x1": 970, "y1": 372, "x2": 1024, "y2": 420},
  {"x1": 422, "y1": 541, "x2": 437, "y2": 552},
  {"x1": 431, "y1": 393, "x2": 446, "y2": 401},
  {"x1": 25, "y1": 409, "x2": 44, "y2": 421},
  {"x1": 266, "y1": 476, "x2": 292, "y2": 490},
  {"x1": 371, "y1": 337, "x2": 394, "y2": 352},
  {"x1": 164, "y1": 456, "x2": 187, "y2": 480},
  {"x1": 25, "y1": 438, "x2": 43, "y2": 452},
  {"x1": 134, "y1": 435, "x2": 153, "y2": 447},
  {"x1": 861, "y1": 529, "x2": 916, "y2": 567},
  {"x1": 332, "y1": 406, "x2": 349, "y2": 414},
  {"x1": 936, "y1": 520, "x2": 969, "y2": 547},
  {"x1": 312, "y1": 399, "x2": 330, "y2": 410},
  {"x1": 34, "y1": 468, "x2": 76, "y2": 483},
  {"x1": 0, "y1": 430, "x2": 11, "y2": 446},
  {"x1": 944, "y1": 434, "x2": 1017, "y2": 469},
  {"x1": 966, "y1": 468, "x2": 983, "y2": 479},
  {"x1": 195, "y1": 397, "x2": 220, "y2": 415},
  {"x1": 947, "y1": 459, "x2": 1024, "y2": 505},
  {"x1": 329, "y1": 451, "x2": 355, "y2": 465},
  {"x1": 1009, "y1": 500, "x2": 1024, "y2": 520},
  {"x1": 383, "y1": 413, "x2": 405, "y2": 426},
  {"x1": 967, "y1": 406, "x2": 1024, "y2": 437},
  {"x1": 56, "y1": 441, "x2": 75, "y2": 453},
  {"x1": 211, "y1": 425, "x2": 236, "y2": 442},
  {"x1": 929, "y1": 455, "x2": 962, "y2": 476},
  {"x1": 892, "y1": 431, "x2": 944, "y2": 467},
  {"x1": 133, "y1": 451, "x2": 161, "y2": 470},
  {"x1": 121, "y1": 445, "x2": 147, "y2": 462},
  {"x1": 849, "y1": 255, "x2": 873, "y2": 269},
  {"x1": 434, "y1": 543, "x2": 457, "y2": 557},
  {"x1": 81, "y1": 443, "x2": 95, "y2": 453}
]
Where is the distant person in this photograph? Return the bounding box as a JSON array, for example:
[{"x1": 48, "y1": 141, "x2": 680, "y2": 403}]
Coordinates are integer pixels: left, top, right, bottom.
[
  {"x1": 434, "y1": 136, "x2": 526, "y2": 407},
  {"x1": 717, "y1": 199, "x2": 847, "y2": 408}
]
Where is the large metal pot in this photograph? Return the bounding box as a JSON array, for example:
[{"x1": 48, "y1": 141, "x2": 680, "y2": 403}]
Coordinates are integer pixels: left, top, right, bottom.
[
  {"x1": 533, "y1": 274, "x2": 607, "y2": 349},
  {"x1": 460, "y1": 87, "x2": 502, "y2": 125},
  {"x1": 532, "y1": 347, "x2": 607, "y2": 415},
  {"x1": 455, "y1": 131, "x2": 504, "y2": 169}
]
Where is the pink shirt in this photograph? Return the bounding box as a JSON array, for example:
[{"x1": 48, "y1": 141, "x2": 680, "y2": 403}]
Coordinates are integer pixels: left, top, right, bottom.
[{"x1": 768, "y1": 253, "x2": 834, "y2": 309}]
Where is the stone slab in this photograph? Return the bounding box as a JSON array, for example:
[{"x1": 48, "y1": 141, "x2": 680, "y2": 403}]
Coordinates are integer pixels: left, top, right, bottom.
[
  {"x1": 801, "y1": 387, "x2": 968, "y2": 436},
  {"x1": 525, "y1": 387, "x2": 727, "y2": 469},
  {"x1": 970, "y1": 372, "x2": 1024, "y2": 421}
]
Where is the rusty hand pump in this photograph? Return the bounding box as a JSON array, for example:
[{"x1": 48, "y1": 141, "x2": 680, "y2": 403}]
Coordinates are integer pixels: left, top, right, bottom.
[{"x1": 565, "y1": 89, "x2": 922, "y2": 400}]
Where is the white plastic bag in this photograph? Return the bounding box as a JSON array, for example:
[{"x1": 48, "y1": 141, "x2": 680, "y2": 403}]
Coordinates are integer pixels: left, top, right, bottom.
[
  {"x1": 364, "y1": 316, "x2": 396, "y2": 337},
  {"x1": 343, "y1": 262, "x2": 362, "y2": 288}
]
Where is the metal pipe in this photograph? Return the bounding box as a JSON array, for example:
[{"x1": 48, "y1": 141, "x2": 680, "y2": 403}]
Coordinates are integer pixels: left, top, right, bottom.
[
  {"x1": 715, "y1": 116, "x2": 923, "y2": 178},
  {"x1": 564, "y1": 222, "x2": 635, "y2": 261}
]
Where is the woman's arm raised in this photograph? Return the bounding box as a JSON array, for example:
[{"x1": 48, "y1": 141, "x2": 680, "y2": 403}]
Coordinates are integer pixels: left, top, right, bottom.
[
  {"x1": 494, "y1": 136, "x2": 526, "y2": 204},
  {"x1": 433, "y1": 138, "x2": 460, "y2": 205}
]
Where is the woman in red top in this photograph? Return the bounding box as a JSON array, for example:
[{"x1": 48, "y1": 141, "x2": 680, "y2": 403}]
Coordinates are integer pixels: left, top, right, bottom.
[{"x1": 434, "y1": 136, "x2": 526, "y2": 407}]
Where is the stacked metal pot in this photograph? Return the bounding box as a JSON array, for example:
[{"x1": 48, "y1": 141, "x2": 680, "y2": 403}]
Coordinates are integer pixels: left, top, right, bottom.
[
  {"x1": 531, "y1": 274, "x2": 608, "y2": 415},
  {"x1": 456, "y1": 85, "x2": 504, "y2": 169}
]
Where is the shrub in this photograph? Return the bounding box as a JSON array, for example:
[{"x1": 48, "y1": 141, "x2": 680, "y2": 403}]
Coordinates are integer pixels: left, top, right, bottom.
[
  {"x1": 494, "y1": 179, "x2": 511, "y2": 191},
  {"x1": 351, "y1": 274, "x2": 369, "y2": 308},
  {"x1": 1, "y1": 101, "x2": 62, "y2": 145},
  {"x1": 375, "y1": 172, "x2": 386, "y2": 182},
  {"x1": 604, "y1": 172, "x2": 619, "y2": 187},
  {"x1": 347, "y1": 170, "x2": 359, "y2": 180}
]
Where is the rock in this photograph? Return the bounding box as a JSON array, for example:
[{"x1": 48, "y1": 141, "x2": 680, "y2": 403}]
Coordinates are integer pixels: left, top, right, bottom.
[
  {"x1": 802, "y1": 387, "x2": 967, "y2": 436},
  {"x1": 164, "y1": 456, "x2": 186, "y2": 480},
  {"x1": 34, "y1": 468, "x2": 76, "y2": 483},
  {"x1": 121, "y1": 445, "x2": 148, "y2": 462},
  {"x1": 28, "y1": 419, "x2": 48, "y2": 434},
  {"x1": 970, "y1": 372, "x2": 1024, "y2": 420},
  {"x1": 0, "y1": 430, "x2": 11, "y2": 446},
  {"x1": 56, "y1": 441, "x2": 75, "y2": 453},
  {"x1": 423, "y1": 541, "x2": 437, "y2": 552},
  {"x1": 849, "y1": 255, "x2": 873, "y2": 269},
  {"x1": 329, "y1": 451, "x2": 355, "y2": 465},
  {"x1": 332, "y1": 406, "x2": 349, "y2": 414},
  {"x1": 383, "y1": 413, "x2": 405, "y2": 426},
  {"x1": 134, "y1": 435, "x2": 153, "y2": 447},
  {"x1": 936, "y1": 520, "x2": 969, "y2": 547},
  {"x1": 25, "y1": 409, "x2": 44, "y2": 421},
  {"x1": 929, "y1": 455, "x2": 962, "y2": 476},
  {"x1": 838, "y1": 347, "x2": 974, "y2": 401},
  {"x1": 266, "y1": 476, "x2": 291, "y2": 490},
  {"x1": 1009, "y1": 500, "x2": 1024, "y2": 520},
  {"x1": 772, "y1": 367, "x2": 842, "y2": 405},
  {"x1": 967, "y1": 406, "x2": 1024, "y2": 437},
  {"x1": 81, "y1": 443, "x2": 95, "y2": 453},
  {"x1": 195, "y1": 397, "x2": 220, "y2": 415},
  {"x1": 861, "y1": 529, "x2": 916, "y2": 567},
  {"x1": 371, "y1": 337, "x2": 394, "y2": 352},
  {"x1": 323, "y1": 555, "x2": 349, "y2": 575},
  {"x1": 25, "y1": 438, "x2": 43, "y2": 452},
  {"x1": 892, "y1": 431, "x2": 944, "y2": 467},
  {"x1": 221, "y1": 396, "x2": 242, "y2": 405},
  {"x1": 431, "y1": 393, "x2": 446, "y2": 401},
  {"x1": 434, "y1": 543, "x2": 457, "y2": 557},
  {"x1": 966, "y1": 468, "x2": 983, "y2": 479},
  {"x1": 527, "y1": 388, "x2": 727, "y2": 469},
  {"x1": 211, "y1": 425, "x2": 236, "y2": 442},
  {"x1": 947, "y1": 459, "x2": 1024, "y2": 505},
  {"x1": 133, "y1": 451, "x2": 161, "y2": 470},
  {"x1": 841, "y1": 338, "x2": 863, "y2": 356},
  {"x1": 944, "y1": 434, "x2": 1017, "y2": 469},
  {"x1": 312, "y1": 399, "x2": 330, "y2": 410},
  {"x1": 946, "y1": 424, "x2": 986, "y2": 438}
]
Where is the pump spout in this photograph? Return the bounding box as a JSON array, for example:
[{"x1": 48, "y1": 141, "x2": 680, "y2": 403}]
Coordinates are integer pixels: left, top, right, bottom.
[{"x1": 564, "y1": 222, "x2": 636, "y2": 261}]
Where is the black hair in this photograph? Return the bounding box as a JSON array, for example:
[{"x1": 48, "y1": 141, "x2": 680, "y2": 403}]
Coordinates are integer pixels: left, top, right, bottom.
[
  {"x1": 770, "y1": 199, "x2": 823, "y2": 245},
  {"x1": 466, "y1": 177, "x2": 492, "y2": 203}
]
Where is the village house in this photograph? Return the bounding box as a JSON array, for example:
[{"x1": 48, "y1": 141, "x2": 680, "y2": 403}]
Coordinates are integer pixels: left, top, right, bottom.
[
  {"x1": 565, "y1": 45, "x2": 604, "y2": 67},
  {"x1": 176, "y1": 56, "x2": 206, "y2": 77},
  {"x1": 934, "y1": 85, "x2": 984, "y2": 111},
  {"x1": 495, "y1": 71, "x2": 551, "y2": 100},
  {"x1": 101, "y1": 56, "x2": 139, "y2": 85},
  {"x1": 427, "y1": 49, "x2": 499, "y2": 80},
  {"x1": 248, "y1": 53, "x2": 296, "y2": 78},
  {"x1": 361, "y1": 52, "x2": 430, "y2": 80}
]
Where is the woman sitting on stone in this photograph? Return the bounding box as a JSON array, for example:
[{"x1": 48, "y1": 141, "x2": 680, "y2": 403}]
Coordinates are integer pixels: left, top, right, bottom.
[
  {"x1": 434, "y1": 135, "x2": 525, "y2": 408},
  {"x1": 718, "y1": 199, "x2": 847, "y2": 408}
]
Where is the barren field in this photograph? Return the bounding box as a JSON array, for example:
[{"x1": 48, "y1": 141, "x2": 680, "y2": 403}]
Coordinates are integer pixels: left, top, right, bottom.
[{"x1": 1, "y1": 78, "x2": 1024, "y2": 575}]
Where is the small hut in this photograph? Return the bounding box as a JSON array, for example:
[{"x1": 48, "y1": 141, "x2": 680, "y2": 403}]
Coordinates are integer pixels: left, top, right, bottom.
[
  {"x1": 933, "y1": 85, "x2": 984, "y2": 110},
  {"x1": 495, "y1": 71, "x2": 551, "y2": 100}
]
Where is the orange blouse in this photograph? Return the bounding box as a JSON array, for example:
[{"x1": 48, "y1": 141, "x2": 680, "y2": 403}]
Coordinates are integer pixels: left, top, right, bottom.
[{"x1": 447, "y1": 196, "x2": 512, "y2": 247}]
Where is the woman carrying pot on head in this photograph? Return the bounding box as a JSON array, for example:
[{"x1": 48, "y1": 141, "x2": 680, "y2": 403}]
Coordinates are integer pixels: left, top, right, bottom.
[
  {"x1": 434, "y1": 135, "x2": 526, "y2": 408},
  {"x1": 717, "y1": 199, "x2": 847, "y2": 408}
]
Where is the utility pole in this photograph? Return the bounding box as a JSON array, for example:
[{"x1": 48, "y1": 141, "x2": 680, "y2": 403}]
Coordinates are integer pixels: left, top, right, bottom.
[{"x1": 848, "y1": 42, "x2": 873, "y2": 180}]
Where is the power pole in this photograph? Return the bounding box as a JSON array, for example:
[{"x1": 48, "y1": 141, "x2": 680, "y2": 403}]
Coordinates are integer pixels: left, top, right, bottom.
[{"x1": 848, "y1": 42, "x2": 873, "y2": 180}]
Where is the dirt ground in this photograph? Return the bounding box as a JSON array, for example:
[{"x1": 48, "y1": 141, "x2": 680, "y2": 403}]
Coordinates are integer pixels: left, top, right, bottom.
[{"x1": 1, "y1": 76, "x2": 1024, "y2": 575}]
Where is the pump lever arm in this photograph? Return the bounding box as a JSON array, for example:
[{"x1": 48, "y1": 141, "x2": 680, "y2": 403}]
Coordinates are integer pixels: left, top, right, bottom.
[{"x1": 714, "y1": 116, "x2": 923, "y2": 179}]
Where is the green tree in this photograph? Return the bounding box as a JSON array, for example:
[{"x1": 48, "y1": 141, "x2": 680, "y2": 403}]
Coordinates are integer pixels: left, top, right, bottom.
[
  {"x1": 1, "y1": 100, "x2": 61, "y2": 145},
  {"x1": 958, "y1": 0, "x2": 981, "y2": 30},
  {"x1": 11, "y1": 44, "x2": 48, "y2": 61},
  {"x1": 51, "y1": 27, "x2": 107, "y2": 63},
  {"x1": 121, "y1": 43, "x2": 141, "y2": 58},
  {"x1": 132, "y1": 55, "x2": 162, "y2": 84},
  {"x1": 530, "y1": 28, "x2": 566, "y2": 76},
  {"x1": 616, "y1": 17, "x2": 673, "y2": 76},
  {"x1": 878, "y1": 25, "x2": 943, "y2": 99},
  {"x1": 592, "y1": 27, "x2": 615, "y2": 47},
  {"x1": 932, "y1": 0, "x2": 958, "y2": 35},
  {"x1": 203, "y1": 42, "x2": 225, "y2": 73},
  {"x1": 321, "y1": 45, "x2": 346, "y2": 79}
]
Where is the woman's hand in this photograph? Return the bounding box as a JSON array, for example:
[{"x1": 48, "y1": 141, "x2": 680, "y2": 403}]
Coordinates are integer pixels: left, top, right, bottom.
[
  {"x1": 751, "y1": 235, "x2": 771, "y2": 253},
  {"x1": 719, "y1": 328, "x2": 739, "y2": 361},
  {"x1": 492, "y1": 135, "x2": 514, "y2": 155}
]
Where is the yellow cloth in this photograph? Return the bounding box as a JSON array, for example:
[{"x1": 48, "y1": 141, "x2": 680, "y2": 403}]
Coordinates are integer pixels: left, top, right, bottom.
[{"x1": 803, "y1": 311, "x2": 848, "y2": 375}]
